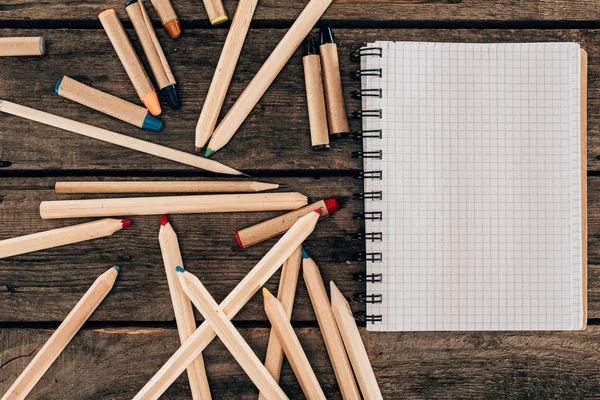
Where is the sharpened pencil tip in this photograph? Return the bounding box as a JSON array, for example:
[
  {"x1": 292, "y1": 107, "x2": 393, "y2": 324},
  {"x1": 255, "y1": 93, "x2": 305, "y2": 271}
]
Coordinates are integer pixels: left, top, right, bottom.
[
  {"x1": 262, "y1": 287, "x2": 273, "y2": 298},
  {"x1": 301, "y1": 247, "x2": 309, "y2": 259},
  {"x1": 203, "y1": 148, "x2": 215, "y2": 158},
  {"x1": 160, "y1": 215, "x2": 169, "y2": 226},
  {"x1": 121, "y1": 219, "x2": 133, "y2": 228},
  {"x1": 313, "y1": 208, "x2": 322, "y2": 215},
  {"x1": 113, "y1": 266, "x2": 120, "y2": 273},
  {"x1": 241, "y1": 173, "x2": 252, "y2": 178},
  {"x1": 175, "y1": 266, "x2": 185, "y2": 273},
  {"x1": 278, "y1": 183, "x2": 288, "y2": 189}
]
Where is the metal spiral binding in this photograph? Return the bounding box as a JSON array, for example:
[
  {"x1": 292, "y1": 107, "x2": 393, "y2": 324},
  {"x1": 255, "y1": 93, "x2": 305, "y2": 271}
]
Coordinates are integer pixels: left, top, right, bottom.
[{"x1": 351, "y1": 45, "x2": 384, "y2": 325}]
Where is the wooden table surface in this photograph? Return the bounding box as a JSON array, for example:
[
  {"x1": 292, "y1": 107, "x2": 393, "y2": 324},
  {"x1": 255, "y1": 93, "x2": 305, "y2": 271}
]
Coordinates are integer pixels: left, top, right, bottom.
[{"x1": 1, "y1": 1, "x2": 600, "y2": 398}]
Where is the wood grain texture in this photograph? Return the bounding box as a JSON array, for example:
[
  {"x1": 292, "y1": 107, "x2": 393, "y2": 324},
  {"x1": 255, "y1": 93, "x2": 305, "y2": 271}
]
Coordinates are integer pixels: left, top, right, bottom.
[
  {"x1": 2, "y1": 28, "x2": 600, "y2": 172},
  {"x1": 1, "y1": 0, "x2": 600, "y2": 24},
  {"x1": 2, "y1": 326, "x2": 600, "y2": 399}
]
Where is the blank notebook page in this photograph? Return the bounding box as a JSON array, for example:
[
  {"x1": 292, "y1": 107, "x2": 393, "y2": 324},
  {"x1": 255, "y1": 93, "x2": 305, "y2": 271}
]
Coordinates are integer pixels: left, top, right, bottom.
[{"x1": 361, "y1": 42, "x2": 584, "y2": 331}]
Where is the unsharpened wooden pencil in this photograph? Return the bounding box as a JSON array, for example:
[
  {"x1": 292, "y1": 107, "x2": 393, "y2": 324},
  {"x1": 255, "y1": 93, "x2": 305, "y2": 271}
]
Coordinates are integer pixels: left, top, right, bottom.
[
  {"x1": 0, "y1": 99, "x2": 242, "y2": 176},
  {"x1": 133, "y1": 210, "x2": 321, "y2": 400},
  {"x1": 195, "y1": 0, "x2": 257, "y2": 151},
  {"x1": 55, "y1": 181, "x2": 283, "y2": 194},
  {"x1": 39, "y1": 193, "x2": 308, "y2": 219},
  {"x1": 302, "y1": 249, "x2": 360, "y2": 400},
  {"x1": 0, "y1": 218, "x2": 131, "y2": 259},
  {"x1": 259, "y1": 247, "x2": 302, "y2": 400},
  {"x1": 0, "y1": 37, "x2": 45, "y2": 56},
  {"x1": 262, "y1": 288, "x2": 326, "y2": 400},
  {"x1": 330, "y1": 281, "x2": 382, "y2": 400},
  {"x1": 177, "y1": 267, "x2": 288, "y2": 400},
  {"x1": 203, "y1": 0, "x2": 334, "y2": 157},
  {"x1": 159, "y1": 216, "x2": 212, "y2": 400},
  {"x1": 1, "y1": 266, "x2": 119, "y2": 400}
]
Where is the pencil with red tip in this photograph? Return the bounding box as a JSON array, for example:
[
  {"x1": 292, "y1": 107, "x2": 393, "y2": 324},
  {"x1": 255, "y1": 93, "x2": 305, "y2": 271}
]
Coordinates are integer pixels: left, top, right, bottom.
[
  {"x1": 0, "y1": 218, "x2": 132, "y2": 259},
  {"x1": 235, "y1": 198, "x2": 337, "y2": 248}
]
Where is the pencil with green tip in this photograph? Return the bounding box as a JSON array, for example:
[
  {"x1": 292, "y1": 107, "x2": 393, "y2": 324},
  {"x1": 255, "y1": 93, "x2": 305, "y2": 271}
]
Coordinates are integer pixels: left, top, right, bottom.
[{"x1": 1, "y1": 266, "x2": 119, "y2": 400}]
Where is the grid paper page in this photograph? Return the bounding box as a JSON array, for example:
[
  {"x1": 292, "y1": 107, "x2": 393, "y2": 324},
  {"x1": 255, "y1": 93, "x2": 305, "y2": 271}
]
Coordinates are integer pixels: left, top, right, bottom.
[{"x1": 362, "y1": 42, "x2": 583, "y2": 331}]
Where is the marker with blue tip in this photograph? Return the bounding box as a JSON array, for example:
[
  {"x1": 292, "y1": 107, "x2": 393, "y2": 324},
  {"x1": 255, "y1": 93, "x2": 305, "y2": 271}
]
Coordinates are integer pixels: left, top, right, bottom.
[{"x1": 54, "y1": 75, "x2": 164, "y2": 132}]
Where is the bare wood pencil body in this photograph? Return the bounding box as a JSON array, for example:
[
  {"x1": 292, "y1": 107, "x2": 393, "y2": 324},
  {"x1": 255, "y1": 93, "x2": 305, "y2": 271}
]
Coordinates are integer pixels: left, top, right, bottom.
[
  {"x1": 150, "y1": 0, "x2": 181, "y2": 39},
  {"x1": 236, "y1": 198, "x2": 338, "y2": 248},
  {"x1": 0, "y1": 100, "x2": 242, "y2": 175},
  {"x1": 0, "y1": 218, "x2": 129, "y2": 259},
  {"x1": 330, "y1": 282, "x2": 382, "y2": 400},
  {"x1": 133, "y1": 211, "x2": 320, "y2": 400},
  {"x1": 259, "y1": 247, "x2": 302, "y2": 400},
  {"x1": 303, "y1": 37, "x2": 329, "y2": 150},
  {"x1": 40, "y1": 193, "x2": 308, "y2": 219},
  {"x1": 98, "y1": 8, "x2": 161, "y2": 116},
  {"x1": 159, "y1": 217, "x2": 212, "y2": 400},
  {"x1": 1, "y1": 267, "x2": 119, "y2": 400},
  {"x1": 55, "y1": 181, "x2": 281, "y2": 194},
  {"x1": 204, "y1": 0, "x2": 334, "y2": 156},
  {"x1": 178, "y1": 269, "x2": 288, "y2": 400},
  {"x1": 55, "y1": 76, "x2": 162, "y2": 131},
  {"x1": 302, "y1": 251, "x2": 360, "y2": 400},
  {"x1": 0, "y1": 37, "x2": 45, "y2": 56},
  {"x1": 319, "y1": 28, "x2": 349, "y2": 136},
  {"x1": 263, "y1": 289, "x2": 325, "y2": 400},
  {"x1": 195, "y1": 0, "x2": 257, "y2": 151}
]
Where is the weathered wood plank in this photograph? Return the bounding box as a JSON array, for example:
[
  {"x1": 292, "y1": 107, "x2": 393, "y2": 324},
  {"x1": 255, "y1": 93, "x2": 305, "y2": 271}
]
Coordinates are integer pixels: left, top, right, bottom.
[
  {"x1": 1, "y1": 0, "x2": 600, "y2": 25},
  {"x1": 1, "y1": 28, "x2": 600, "y2": 172},
  {"x1": 2, "y1": 326, "x2": 600, "y2": 399},
  {"x1": 0, "y1": 177, "x2": 367, "y2": 322}
]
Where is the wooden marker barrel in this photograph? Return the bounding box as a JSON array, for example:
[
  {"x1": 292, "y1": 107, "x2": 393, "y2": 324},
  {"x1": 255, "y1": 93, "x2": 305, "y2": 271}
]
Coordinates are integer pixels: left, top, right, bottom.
[
  {"x1": 0, "y1": 37, "x2": 45, "y2": 56},
  {"x1": 303, "y1": 54, "x2": 330, "y2": 150},
  {"x1": 320, "y1": 43, "x2": 350, "y2": 136}
]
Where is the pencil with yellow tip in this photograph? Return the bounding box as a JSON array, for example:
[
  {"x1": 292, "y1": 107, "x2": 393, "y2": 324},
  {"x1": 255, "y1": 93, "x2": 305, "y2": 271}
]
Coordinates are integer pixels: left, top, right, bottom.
[
  {"x1": 262, "y1": 288, "x2": 326, "y2": 400},
  {"x1": 99, "y1": 8, "x2": 162, "y2": 116},
  {"x1": 1, "y1": 266, "x2": 119, "y2": 400},
  {"x1": 150, "y1": 0, "x2": 181, "y2": 39}
]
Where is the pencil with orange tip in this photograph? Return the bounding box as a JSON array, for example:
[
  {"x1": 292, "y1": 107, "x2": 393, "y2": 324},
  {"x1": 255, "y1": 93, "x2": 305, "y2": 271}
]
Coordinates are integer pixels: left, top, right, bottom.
[
  {"x1": 262, "y1": 288, "x2": 326, "y2": 400},
  {"x1": 302, "y1": 249, "x2": 360, "y2": 400},
  {"x1": 150, "y1": 0, "x2": 181, "y2": 39},
  {"x1": 1, "y1": 266, "x2": 119, "y2": 400},
  {"x1": 0, "y1": 218, "x2": 131, "y2": 259},
  {"x1": 330, "y1": 281, "x2": 383, "y2": 400},
  {"x1": 99, "y1": 8, "x2": 161, "y2": 116},
  {"x1": 133, "y1": 210, "x2": 321, "y2": 400},
  {"x1": 176, "y1": 267, "x2": 288, "y2": 400},
  {"x1": 159, "y1": 216, "x2": 212, "y2": 400}
]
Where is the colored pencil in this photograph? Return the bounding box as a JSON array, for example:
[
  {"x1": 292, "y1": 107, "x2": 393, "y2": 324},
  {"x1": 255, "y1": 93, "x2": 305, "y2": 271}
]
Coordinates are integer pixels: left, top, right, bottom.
[
  {"x1": 177, "y1": 267, "x2": 288, "y2": 399},
  {"x1": 127, "y1": 0, "x2": 180, "y2": 109},
  {"x1": 0, "y1": 100, "x2": 243, "y2": 175},
  {"x1": 159, "y1": 216, "x2": 212, "y2": 400},
  {"x1": 262, "y1": 288, "x2": 325, "y2": 400},
  {"x1": 1, "y1": 266, "x2": 119, "y2": 400},
  {"x1": 302, "y1": 249, "x2": 360, "y2": 400},
  {"x1": 330, "y1": 281, "x2": 383, "y2": 400},
  {"x1": 55, "y1": 181, "x2": 283, "y2": 194},
  {"x1": 259, "y1": 247, "x2": 302, "y2": 400},
  {"x1": 0, "y1": 37, "x2": 45, "y2": 56},
  {"x1": 204, "y1": 0, "x2": 334, "y2": 157},
  {"x1": 0, "y1": 218, "x2": 131, "y2": 259},
  {"x1": 55, "y1": 76, "x2": 163, "y2": 132},
  {"x1": 132, "y1": 210, "x2": 321, "y2": 400},
  {"x1": 235, "y1": 198, "x2": 339, "y2": 248},
  {"x1": 150, "y1": 0, "x2": 181, "y2": 39},
  {"x1": 195, "y1": 0, "x2": 257, "y2": 151},
  {"x1": 99, "y1": 9, "x2": 161, "y2": 116},
  {"x1": 201, "y1": 0, "x2": 228, "y2": 25},
  {"x1": 39, "y1": 193, "x2": 308, "y2": 219}
]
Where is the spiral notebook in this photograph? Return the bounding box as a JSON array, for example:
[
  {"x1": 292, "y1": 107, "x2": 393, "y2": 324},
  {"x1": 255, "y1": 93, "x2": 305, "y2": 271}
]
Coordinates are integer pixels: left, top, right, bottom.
[{"x1": 353, "y1": 42, "x2": 587, "y2": 331}]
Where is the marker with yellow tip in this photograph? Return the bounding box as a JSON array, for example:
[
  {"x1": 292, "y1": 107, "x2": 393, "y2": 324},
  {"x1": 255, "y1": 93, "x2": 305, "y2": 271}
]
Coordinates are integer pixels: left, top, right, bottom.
[{"x1": 203, "y1": 0, "x2": 228, "y2": 25}]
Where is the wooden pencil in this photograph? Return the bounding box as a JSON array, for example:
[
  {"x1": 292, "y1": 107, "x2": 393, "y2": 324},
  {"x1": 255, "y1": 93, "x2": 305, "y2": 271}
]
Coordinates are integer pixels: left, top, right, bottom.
[
  {"x1": 0, "y1": 218, "x2": 131, "y2": 259},
  {"x1": 159, "y1": 216, "x2": 212, "y2": 400},
  {"x1": 259, "y1": 247, "x2": 302, "y2": 400},
  {"x1": 302, "y1": 249, "x2": 361, "y2": 400},
  {"x1": 39, "y1": 193, "x2": 308, "y2": 219},
  {"x1": 133, "y1": 210, "x2": 321, "y2": 400},
  {"x1": 177, "y1": 268, "x2": 288, "y2": 400},
  {"x1": 330, "y1": 281, "x2": 383, "y2": 400},
  {"x1": 262, "y1": 288, "x2": 326, "y2": 400},
  {"x1": 0, "y1": 99, "x2": 243, "y2": 176},
  {"x1": 0, "y1": 37, "x2": 45, "y2": 56},
  {"x1": 1, "y1": 266, "x2": 119, "y2": 400},
  {"x1": 55, "y1": 181, "x2": 282, "y2": 194},
  {"x1": 195, "y1": 0, "x2": 257, "y2": 151},
  {"x1": 150, "y1": 0, "x2": 181, "y2": 39},
  {"x1": 203, "y1": 0, "x2": 334, "y2": 157}
]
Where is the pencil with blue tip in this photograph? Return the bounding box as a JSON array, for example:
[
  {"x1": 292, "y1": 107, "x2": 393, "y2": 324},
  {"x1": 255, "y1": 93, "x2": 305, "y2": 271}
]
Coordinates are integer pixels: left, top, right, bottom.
[{"x1": 1, "y1": 266, "x2": 119, "y2": 400}]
